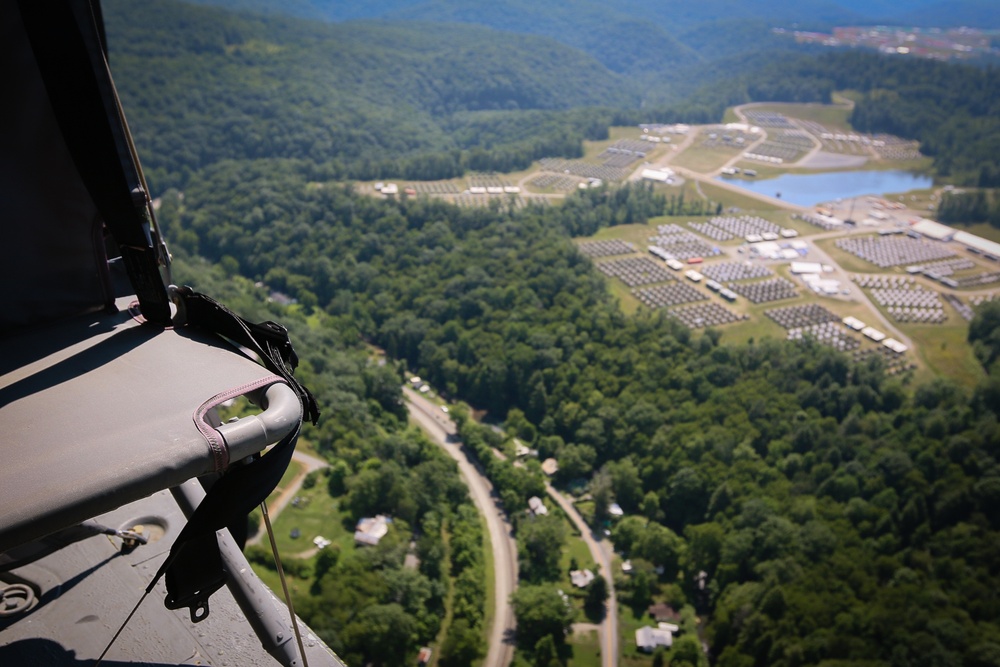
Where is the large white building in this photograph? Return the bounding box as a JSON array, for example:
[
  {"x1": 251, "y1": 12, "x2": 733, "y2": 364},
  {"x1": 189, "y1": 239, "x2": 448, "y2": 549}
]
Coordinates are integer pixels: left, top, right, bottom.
[{"x1": 954, "y1": 230, "x2": 1000, "y2": 259}]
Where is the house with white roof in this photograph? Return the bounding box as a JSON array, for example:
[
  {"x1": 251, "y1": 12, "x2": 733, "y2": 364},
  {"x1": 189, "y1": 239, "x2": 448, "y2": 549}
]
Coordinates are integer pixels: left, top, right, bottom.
[
  {"x1": 636, "y1": 623, "x2": 679, "y2": 652},
  {"x1": 354, "y1": 515, "x2": 390, "y2": 546},
  {"x1": 570, "y1": 569, "x2": 595, "y2": 588}
]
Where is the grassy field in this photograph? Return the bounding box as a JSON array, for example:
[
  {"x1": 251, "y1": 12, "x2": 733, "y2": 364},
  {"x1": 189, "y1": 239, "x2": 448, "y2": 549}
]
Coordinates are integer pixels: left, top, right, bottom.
[
  {"x1": 559, "y1": 521, "x2": 598, "y2": 577},
  {"x1": 773, "y1": 210, "x2": 827, "y2": 237},
  {"x1": 477, "y1": 506, "x2": 496, "y2": 667},
  {"x1": 549, "y1": 497, "x2": 600, "y2": 608},
  {"x1": 744, "y1": 102, "x2": 854, "y2": 130},
  {"x1": 718, "y1": 300, "x2": 793, "y2": 346},
  {"x1": 695, "y1": 180, "x2": 785, "y2": 216},
  {"x1": 272, "y1": 459, "x2": 307, "y2": 501},
  {"x1": 730, "y1": 161, "x2": 787, "y2": 180},
  {"x1": 856, "y1": 289, "x2": 983, "y2": 387},
  {"x1": 249, "y1": 482, "x2": 353, "y2": 599},
  {"x1": 907, "y1": 321, "x2": 985, "y2": 388},
  {"x1": 671, "y1": 133, "x2": 743, "y2": 173},
  {"x1": 589, "y1": 222, "x2": 657, "y2": 246},
  {"x1": 607, "y1": 279, "x2": 641, "y2": 315},
  {"x1": 266, "y1": 482, "x2": 354, "y2": 559},
  {"x1": 567, "y1": 627, "x2": 603, "y2": 667},
  {"x1": 294, "y1": 436, "x2": 324, "y2": 461}
]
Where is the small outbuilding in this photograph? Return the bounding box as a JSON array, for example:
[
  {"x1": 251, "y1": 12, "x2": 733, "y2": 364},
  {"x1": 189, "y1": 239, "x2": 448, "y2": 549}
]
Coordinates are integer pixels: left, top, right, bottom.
[
  {"x1": 647, "y1": 602, "x2": 681, "y2": 623},
  {"x1": 541, "y1": 458, "x2": 560, "y2": 476}
]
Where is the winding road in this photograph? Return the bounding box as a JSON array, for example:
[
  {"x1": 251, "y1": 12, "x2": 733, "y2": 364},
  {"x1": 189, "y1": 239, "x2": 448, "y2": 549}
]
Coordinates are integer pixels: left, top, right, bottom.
[{"x1": 404, "y1": 386, "x2": 518, "y2": 667}]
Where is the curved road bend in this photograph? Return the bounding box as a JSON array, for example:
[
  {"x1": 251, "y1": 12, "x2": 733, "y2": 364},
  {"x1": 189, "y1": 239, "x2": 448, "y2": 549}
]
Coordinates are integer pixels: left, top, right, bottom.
[
  {"x1": 546, "y1": 484, "x2": 619, "y2": 667},
  {"x1": 404, "y1": 387, "x2": 518, "y2": 667}
]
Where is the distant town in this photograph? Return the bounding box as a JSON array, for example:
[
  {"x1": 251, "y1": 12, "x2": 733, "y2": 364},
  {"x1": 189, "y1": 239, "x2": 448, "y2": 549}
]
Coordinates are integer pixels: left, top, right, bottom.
[{"x1": 776, "y1": 25, "x2": 1000, "y2": 60}]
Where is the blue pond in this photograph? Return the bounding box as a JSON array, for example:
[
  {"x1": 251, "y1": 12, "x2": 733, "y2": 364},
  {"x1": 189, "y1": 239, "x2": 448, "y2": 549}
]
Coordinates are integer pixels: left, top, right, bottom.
[{"x1": 716, "y1": 170, "x2": 933, "y2": 207}]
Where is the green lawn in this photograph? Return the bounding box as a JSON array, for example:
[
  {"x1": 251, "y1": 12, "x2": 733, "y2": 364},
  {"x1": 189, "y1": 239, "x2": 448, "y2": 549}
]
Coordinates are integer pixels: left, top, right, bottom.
[
  {"x1": 590, "y1": 222, "x2": 656, "y2": 246},
  {"x1": 561, "y1": 528, "x2": 597, "y2": 578},
  {"x1": 249, "y1": 484, "x2": 345, "y2": 603},
  {"x1": 731, "y1": 161, "x2": 787, "y2": 180},
  {"x1": 848, "y1": 283, "x2": 985, "y2": 388},
  {"x1": 549, "y1": 498, "x2": 599, "y2": 612},
  {"x1": 607, "y1": 280, "x2": 641, "y2": 316},
  {"x1": 294, "y1": 437, "x2": 324, "y2": 461},
  {"x1": 741, "y1": 101, "x2": 853, "y2": 130},
  {"x1": 476, "y1": 507, "x2": 496, "y2": 667},
  {"x1": 567, "y1": 627, "x2": 603, "y2": 667},
  {"x1": 908, "y1": 321, "x2": 985, "y2": 388},
  {"x1": 430, "y1": 521, "x2": 455, "y2": 667},
  {"x1": 696, "y1": 180, "x2": 785, "y2": 215},
  {"x1": 264, "y1": 482, "x2": 354, "y2": 559},
  {"x1": 672, "y1": 135, "x2": 744, "y2": 173},
  {"x1": 574, "y1": 499, "x2": 596, "y2": 526},
  {"x1": 618, "y1": 603, "x2": 656, "y2": 667}
]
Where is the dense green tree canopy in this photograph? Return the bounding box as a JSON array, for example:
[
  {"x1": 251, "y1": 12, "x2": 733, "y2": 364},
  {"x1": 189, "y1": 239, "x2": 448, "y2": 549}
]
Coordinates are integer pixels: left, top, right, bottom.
[
  {"x1": 511, "y1": 584, "x2": 576, "y2": 649},
  {"x1": 166, "y1": 169, "x2": 1000, "y2": 666}
]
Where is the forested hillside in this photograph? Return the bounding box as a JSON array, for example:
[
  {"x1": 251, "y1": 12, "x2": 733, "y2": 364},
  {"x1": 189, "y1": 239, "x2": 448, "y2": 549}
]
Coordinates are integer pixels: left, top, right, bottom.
[
  {"x1": 167, "y1": 255, "x2": 486, "y2": 666},
  {"x1": 162, "y1": 159, "x2": 1000, "y2": 667},
  {"x1": 110, "y1": 0, "x2": 1000, "y2": 200},
  {"x1": 391, "y1": 0, "x2": 701, "y2": 77},
  {"x1": 187, "y1": 0, "x2": 862, "y2": 33},
  {"x1": 105, "y1": 0, "x2": 631, "y2": 190}
]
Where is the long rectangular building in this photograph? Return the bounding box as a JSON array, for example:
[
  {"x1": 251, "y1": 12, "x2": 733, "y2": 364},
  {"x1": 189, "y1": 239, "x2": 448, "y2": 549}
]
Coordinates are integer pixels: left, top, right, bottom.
[{"x1": 954, "y1": 231, "x2": 1000, "y2": 259}]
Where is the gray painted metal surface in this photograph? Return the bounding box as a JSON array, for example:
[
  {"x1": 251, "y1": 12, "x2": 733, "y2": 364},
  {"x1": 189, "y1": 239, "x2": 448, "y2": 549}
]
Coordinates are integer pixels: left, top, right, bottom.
[{"x1": 0, "y1": 489, "x2": 346, "y2": 667}]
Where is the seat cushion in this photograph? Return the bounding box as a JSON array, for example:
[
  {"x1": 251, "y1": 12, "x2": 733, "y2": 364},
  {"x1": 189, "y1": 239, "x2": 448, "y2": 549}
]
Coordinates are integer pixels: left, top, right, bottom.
[{"x1": 0, "y1": 299, "x2": 284, "y2": 552}]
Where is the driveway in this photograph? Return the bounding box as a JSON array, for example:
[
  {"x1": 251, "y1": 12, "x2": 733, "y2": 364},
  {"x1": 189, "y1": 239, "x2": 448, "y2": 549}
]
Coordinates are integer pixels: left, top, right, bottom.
[{"x1": 546, "y1": 483, "x2": 619, "y2": 667}]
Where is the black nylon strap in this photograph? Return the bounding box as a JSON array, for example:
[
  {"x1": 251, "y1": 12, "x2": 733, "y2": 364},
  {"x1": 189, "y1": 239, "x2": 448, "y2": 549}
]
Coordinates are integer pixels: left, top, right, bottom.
[
  {"x1": 157, "y1": 420, "x2": 302, "y2": 622},
  {"x1": 152, "y1": 288, "x2": 319, "y2": 619},
  {"x1": 17, "y1": 0, "x2": 171, "y2": 324},
  {"x1": 176, "y1": 286, "x2": 320, "y2": 425}
]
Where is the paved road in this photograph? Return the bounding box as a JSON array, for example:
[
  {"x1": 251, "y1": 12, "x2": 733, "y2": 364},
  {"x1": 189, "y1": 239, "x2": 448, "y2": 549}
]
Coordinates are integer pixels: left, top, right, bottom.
[
  {"x1": 545, "y1": 484, "x2": 619, "y2": 667},
  {"x1": 404, "y1": 387, "x2": 518, "y2": 667},
  {"x1": 801, "y1": 233, "x2": 916, "y2": 349}
]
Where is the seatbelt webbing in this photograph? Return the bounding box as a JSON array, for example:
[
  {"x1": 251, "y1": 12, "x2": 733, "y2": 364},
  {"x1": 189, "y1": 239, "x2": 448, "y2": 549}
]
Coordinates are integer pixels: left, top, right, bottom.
[{"x1": 155, "y1": 288, "x2": 318, "y2": 620}]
